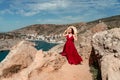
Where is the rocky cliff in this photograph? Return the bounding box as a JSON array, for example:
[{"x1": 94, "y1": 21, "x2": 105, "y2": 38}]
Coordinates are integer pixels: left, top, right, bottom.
[
  {"x1": 0, "y1": 40, "x2": 92, "y2": 80},
  {"x1": 0, "y1": 15, "x2": 120, "y2": 80},
  {"x1": 92, "y1": 28, "x2": 120, "y2": 80}
]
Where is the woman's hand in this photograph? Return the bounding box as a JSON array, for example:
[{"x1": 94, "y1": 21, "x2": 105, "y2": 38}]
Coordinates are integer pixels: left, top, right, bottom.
[{"x1": 63, "y1": 29, "x2": 68, "y2": 37}]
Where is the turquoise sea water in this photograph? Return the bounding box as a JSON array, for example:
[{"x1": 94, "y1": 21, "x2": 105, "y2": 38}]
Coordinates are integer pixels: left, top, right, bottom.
[
  {"x1": 33, "y1": 40, "x2": 58, "y2": 51},
  {"x1": 0, "y1": 41, "x2": 58, "y2": 62},
  {"x1": 0, "y1": 50, "x2": 9, "y2": 62}
]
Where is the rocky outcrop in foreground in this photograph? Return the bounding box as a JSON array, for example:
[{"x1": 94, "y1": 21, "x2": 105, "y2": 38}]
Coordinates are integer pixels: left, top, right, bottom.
[
  {"x1": 78, "y1": 22, "x2": 107, "y2": 60},
  {"x1": 0, "y1": 41, "x2": 92, "y2": 80},
  {"x1": 92, "y1": 28, "x2": 120, "y2": 80}
]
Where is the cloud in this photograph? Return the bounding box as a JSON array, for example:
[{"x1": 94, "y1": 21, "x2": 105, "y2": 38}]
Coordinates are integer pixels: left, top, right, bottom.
[
  {"x1": 0, "y1": 9, "x2": 14, "y2": 14},
  {"x1": 36, "y1": 15, "x2": 81, "y2": 24},
  {"x1": 68, "y1": 0, "x2": 120, "y2": 10},
  {"x1": 0, "y1": 0, "x2": 120, "y2": 20},
  {"x1": 0, "y1": 0, "x2": 120, "y2": 17},
  {"x1": 15, "y1": 9, "x2": 39, "y2": 16},
  {"x1": 36, "y1": 10, "x2": 107, "y2": 24},
  {"x1": 45, "y1": 0, "x2": 120, "y2": 15},
  {"x1": 36, "y1": 17, "x2": 83, "y2": 24},
  {"x1": 34, "y1": 0, "x2": 120, "y2": 24},
  {"x1": 3, "y1": 0, "x2": 69, "y2": 16},
  {"x1": 29, "y1": 0, "x2": 68, "y2": 11}
]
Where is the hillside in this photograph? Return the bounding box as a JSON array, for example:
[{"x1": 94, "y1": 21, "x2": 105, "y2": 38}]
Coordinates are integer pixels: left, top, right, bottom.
[
  {"x1": 87, "y1": 15, "x2": 120, "y2": 29},
  {"x1": 0, "y1": 15, "x2": 120, "y2": 50},
  {"x1": 11, "y1": 23, "x2": 86, "y2": 35},
  {"x1": 10, "y1": 15, "x2": 119, "y2": 35}
]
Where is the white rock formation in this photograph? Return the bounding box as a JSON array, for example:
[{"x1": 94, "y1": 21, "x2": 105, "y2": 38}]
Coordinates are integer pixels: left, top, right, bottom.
[{"x1": 92, "y1": 28, "x2": 120, "y2": 80}]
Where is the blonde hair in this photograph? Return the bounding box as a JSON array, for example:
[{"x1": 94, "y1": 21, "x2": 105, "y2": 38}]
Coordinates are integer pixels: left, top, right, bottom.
[{"x1": 67, "y1": 26, "x2": 78, "y2": 35}]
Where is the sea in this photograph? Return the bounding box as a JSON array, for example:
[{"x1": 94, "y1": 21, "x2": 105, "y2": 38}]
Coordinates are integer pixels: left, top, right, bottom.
[{"x1": 0, "y1": 40, "x2": 58, "y2": 62}]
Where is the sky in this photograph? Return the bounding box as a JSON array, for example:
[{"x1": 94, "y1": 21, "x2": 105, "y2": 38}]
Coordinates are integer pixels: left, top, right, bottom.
[{"x1": 0, "y1": 0, "x2": 120, "y2": 32}]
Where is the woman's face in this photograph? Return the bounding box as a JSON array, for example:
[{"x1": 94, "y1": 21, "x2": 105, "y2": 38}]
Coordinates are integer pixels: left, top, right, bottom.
[{"x1": 67, "y1": 28, "x2": 72, "y2": 33}]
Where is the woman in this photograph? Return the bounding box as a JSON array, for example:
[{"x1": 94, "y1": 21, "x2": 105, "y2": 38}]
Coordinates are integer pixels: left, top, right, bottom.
[{"x1": 61, "y1": 26, "x2": 83, "y2": 65}]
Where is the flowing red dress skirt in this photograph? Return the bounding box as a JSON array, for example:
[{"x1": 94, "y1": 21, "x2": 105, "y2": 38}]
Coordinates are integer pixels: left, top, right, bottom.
[{"x1": 61, "y1": 35, "x2": 83, "y2": 65}]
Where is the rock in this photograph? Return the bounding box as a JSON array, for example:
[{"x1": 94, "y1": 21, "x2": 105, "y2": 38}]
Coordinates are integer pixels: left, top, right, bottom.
[
  {"x1": 0, "y1": 40, "x2": 37, "y2": 78},
  {"x1": 0, "y1": 39, "x2": 22, "y2": 51},
  {"x1": 49, "y1": 43, "x2": 64, "y2": 54},
  {"x1": 0, "y1": 40, "x2": 92, "y2": 80},
  {"x1": 92, "y1": 28, "x2": 120, "y2": 80},
  {"x1": 90, "y1": 22, "x2": 108, "y2": 34},
  {"x1": 78, "y1": 22, "x2": 107, "y2": 60},
  {"x1": 78, "y1": 30, "x2": 93, "y2": 59},
  {"x1": 0, "y1": 40, "x2": 65, "y2": 80}
]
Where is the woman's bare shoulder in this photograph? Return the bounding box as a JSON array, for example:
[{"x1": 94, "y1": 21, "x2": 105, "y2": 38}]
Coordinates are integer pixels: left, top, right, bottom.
[{"x1": 73, "y1": 34, "x2": 76, "y2": 37}]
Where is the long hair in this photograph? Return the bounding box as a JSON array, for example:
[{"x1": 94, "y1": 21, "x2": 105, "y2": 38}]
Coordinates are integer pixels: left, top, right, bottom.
[
  {"x1": 71, "y1": 28, "x2": 74, "y2": 34},
  {"x1": 67, "y1": 26, "x2": 77, "y2": 35}
]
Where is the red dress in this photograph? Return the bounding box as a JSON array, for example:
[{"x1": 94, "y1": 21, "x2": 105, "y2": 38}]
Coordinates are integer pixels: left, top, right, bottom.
[{"x1": 61, "y1": 35, "x2": 83, "y2": 65}]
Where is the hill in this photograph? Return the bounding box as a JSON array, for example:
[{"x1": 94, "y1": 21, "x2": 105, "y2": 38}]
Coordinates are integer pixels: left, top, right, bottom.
[
  {"x1": 9, "y1": 15, "x2": 120, "y2": 35},
  {"x1": 11, "y1": 23, "x2": 86, "y2": 35},
  {"x1": 0, "y1": 15, "x2": 120, "y2": 50},
  {"x1": 87, "y1": 15, "x2": 120, "y2": 29}
]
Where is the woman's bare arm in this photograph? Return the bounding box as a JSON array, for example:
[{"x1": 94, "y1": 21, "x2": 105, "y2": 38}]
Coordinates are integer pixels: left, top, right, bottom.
[
  {"x1": 73, "y1": 34, "x2": 77, "y2": 41},
  {"x1": 63, "y1": 30, "x2": 68, "y2": 37}
]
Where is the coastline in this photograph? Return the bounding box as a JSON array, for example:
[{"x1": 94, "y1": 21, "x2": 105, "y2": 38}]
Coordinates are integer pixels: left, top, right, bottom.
[
  {"x1": 0, "y1": 50, "x2": 10, "y2": 62},
  {"x1": 30, "y1": 40, "x2": 58, "y2": 51},
  {"x1": 0, "y1": 36, "x2": 64, "y2": 52},
  {"x1": 0, "y1": 39, "x2": 22, "y2": 51},
  {"x1": 27, "y1": 39, "x2": 64, "y2": 44},
  {"x1": 0, "y1": 40, "x2": 59, "y2": 62},
  {"x1": 0, "y1": 39, "x2": 60, "y2": 51}
]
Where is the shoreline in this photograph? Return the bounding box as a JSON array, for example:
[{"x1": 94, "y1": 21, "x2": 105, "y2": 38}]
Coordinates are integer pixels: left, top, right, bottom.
[
  {"x1": 0, "y1": 50, "x2": 10, "y2": 52},
  {"x1": 0, "y1": 49, "x2": 10, "y2": 52},
  {"x1": 0, "y1": 39, "x2": 61, "y2": 51},
  {"x1": 0, "y1": 38, "x2": 22, "y2": 51},
  {"x1": 27, "y1": 39, "x2": 64, "y2": 44}
]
